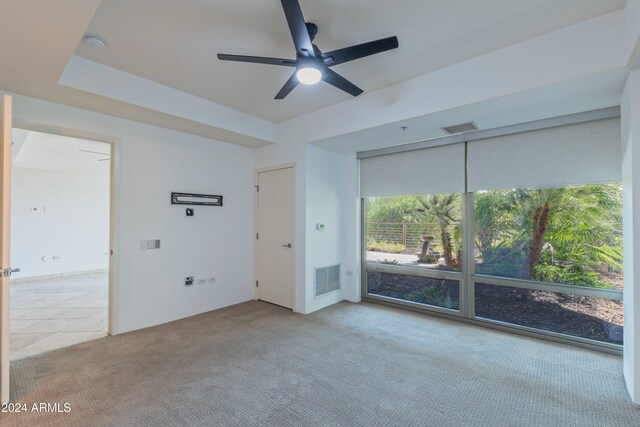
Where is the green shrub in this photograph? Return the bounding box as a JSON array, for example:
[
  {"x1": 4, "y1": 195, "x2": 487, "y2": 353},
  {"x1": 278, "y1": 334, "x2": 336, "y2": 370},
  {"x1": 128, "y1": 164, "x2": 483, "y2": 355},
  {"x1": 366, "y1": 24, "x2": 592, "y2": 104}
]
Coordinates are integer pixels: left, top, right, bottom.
[
  {"x1": 475, "y1": 245, "x2": 525, "y2": 278},
  {"x1": 367, "y1": 239, "x2": 405, "y2": 254},
  {"x1": 477, "y1": 245, "x2": 611, "y2": 288},
  {"x1": 533, "y1": 263, "x2": 609, "y2": 288}
]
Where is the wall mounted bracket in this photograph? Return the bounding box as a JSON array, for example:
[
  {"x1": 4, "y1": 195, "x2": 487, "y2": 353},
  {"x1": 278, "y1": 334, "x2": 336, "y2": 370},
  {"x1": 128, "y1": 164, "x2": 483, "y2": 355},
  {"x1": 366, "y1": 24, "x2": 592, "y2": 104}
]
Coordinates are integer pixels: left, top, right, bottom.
[{"x1": 171, "y1": 192, "x2": 223, "y2": 206}]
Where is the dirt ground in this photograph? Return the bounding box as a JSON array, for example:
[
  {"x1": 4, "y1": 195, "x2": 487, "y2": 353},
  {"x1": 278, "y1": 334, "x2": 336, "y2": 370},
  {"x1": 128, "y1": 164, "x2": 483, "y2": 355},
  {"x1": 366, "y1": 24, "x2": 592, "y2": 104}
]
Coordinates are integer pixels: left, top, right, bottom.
[
  {"x1": 474, "y1": 283, "x2": 622, "y2": 344},
  {"x1": 367, "y1": 271, "x2": 623, "y2": 344}
]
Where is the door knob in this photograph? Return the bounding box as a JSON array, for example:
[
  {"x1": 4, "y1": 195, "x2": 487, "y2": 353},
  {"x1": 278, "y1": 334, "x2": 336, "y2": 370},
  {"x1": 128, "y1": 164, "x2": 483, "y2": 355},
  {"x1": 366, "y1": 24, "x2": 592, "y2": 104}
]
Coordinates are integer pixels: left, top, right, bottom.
[
  {"x1": 10, "y1": 268, "x2": 20, "y2": 274},
  {"x1": 282, "y1": 243, "x2": 292, "y2": 248}
]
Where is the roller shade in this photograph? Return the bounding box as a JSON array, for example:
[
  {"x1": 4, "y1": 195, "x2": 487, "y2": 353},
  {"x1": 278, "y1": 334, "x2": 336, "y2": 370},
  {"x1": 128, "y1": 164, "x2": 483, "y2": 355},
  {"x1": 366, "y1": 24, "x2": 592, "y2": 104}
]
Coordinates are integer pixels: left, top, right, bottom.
[
  {"x1": 467, "y1": 118, "x2": 621, "y2": 192},
  {"x1": 360, "y1": 143, "x2": 465, "y2": 197}
]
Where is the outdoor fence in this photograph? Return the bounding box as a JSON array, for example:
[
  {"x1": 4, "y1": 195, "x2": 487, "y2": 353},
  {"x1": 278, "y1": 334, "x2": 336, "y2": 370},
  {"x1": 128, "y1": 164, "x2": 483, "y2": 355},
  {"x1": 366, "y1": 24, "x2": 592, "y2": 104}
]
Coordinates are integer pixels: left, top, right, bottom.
[
  {"x1": 367, "y1": 222, "x2": 444, "y2": 249},
  {"x1": 368, "y1": 221, "x2": 624, "y2": 250}
]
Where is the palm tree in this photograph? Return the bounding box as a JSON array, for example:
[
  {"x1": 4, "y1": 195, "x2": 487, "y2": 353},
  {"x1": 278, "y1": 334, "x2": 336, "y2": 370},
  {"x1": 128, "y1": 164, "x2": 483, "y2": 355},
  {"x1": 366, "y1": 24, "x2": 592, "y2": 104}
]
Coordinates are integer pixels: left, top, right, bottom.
[
  {"x1": 517, "y1": 188, "x2": 566, "y2": 279},
  {"x1": 417, "y1": 194, "x2": 461, "y2": 269},
  {"x1": 510, "y1": 188, "x2": 565, "y2": 300},
  {"x1": 513, "y1": 184, "x2": 623, "y2": 299}
]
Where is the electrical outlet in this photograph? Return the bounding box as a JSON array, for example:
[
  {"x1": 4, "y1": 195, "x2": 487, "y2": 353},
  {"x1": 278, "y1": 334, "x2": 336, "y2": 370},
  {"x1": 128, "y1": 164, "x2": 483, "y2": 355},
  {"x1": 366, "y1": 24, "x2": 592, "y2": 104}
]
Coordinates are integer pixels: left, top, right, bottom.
[
  {"x1": 346, "y1": 270, "x2": 353, "y2": 277},
  {"x1": 185, "y1": 276, "x2": 194, "y2": 286},
  {"x1": 140, "y1": 239, "x2": 161, "y2": 250}
]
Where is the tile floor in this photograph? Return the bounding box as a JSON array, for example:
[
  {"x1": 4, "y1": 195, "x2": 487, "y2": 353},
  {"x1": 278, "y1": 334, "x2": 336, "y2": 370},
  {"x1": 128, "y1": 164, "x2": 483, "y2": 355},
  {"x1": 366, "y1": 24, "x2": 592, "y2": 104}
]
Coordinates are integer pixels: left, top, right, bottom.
[{"x1": 10, "y1": 272, "x2": 108, "y2": 360}]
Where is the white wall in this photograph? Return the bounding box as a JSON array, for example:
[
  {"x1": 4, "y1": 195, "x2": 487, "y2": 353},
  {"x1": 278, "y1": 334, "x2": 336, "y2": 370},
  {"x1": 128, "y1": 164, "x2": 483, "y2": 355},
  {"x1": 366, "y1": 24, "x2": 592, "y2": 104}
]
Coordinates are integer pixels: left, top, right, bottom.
[
  {"x1": 622, "y1": 68, "x2": 640, "y2": 404},
  {"x1": 341, "y1": 154, "x2": 360, "y2": 303},
  {"x1": 6, "y1": 92, "x2": 256, "y2": 334},
  {"x1": 10, "y1": 167, "x2": 109, "y2": 279},
  {"x1": 305, "y1": 145, "x2": 347, "y2": 312}
]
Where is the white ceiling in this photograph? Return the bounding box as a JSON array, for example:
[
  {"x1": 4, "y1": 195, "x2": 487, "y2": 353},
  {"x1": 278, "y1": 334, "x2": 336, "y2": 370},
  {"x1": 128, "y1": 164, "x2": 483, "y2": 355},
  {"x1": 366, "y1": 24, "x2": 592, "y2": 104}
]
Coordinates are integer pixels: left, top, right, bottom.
[
  {"x1": 75, "y1": 0, "x2": 626, "y2": 123},
  {"x1": 13, "y1": 130, "x2": 111, "y2": 176},
  {"x1": 0, "y1": 0, "x2": 272, "y2": 148},
  {"x1": 314, "y1": 69, "x2": 627, "y2": 154}
]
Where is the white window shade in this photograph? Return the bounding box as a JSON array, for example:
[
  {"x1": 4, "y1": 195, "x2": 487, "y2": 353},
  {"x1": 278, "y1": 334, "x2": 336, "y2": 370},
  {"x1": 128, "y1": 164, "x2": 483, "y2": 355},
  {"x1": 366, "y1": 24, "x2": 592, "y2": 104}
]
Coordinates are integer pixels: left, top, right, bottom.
[
  {"x1": 467, "y1": 118, "x2": 621, "y2": 192},
  {"x1": 360, "y1": 143, "x2": 465, "y2": 197}
]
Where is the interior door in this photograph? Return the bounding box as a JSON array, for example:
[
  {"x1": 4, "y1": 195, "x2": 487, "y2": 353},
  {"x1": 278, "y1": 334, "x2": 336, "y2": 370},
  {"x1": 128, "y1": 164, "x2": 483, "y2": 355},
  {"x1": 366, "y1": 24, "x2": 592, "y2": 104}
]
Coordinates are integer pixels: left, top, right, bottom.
[
  {"x1": 257, "y1": 167, "x2": 294, "y2": 309},
  {"x1": 0, "y1": 95, "x2": 11, "y2": 403}
]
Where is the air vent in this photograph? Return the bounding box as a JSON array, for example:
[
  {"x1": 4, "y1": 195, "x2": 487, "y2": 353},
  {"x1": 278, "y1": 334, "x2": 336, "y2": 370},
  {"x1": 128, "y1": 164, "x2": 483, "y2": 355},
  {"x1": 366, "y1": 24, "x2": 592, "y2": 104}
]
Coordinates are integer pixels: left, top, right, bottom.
[
  {"x1": 441, "y1": 121, "x2": 478, "y2": 135},
  {"x1": 315, "y1": 264, "x2": 340, "y2": 297}
]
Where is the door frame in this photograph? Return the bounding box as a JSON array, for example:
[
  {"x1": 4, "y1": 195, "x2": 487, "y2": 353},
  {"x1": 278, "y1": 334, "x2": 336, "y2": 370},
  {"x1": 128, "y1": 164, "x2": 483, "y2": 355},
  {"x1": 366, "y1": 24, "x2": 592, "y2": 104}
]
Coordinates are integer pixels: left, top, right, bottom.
[
  {"x1": 254, "y1": 163, "x2": 296, "y2": 310},
  {"x1": 11, "y1": 119, "x2": 120, "y2": 335},
  {"x1": 1, "y1": 95, "x2": 12, "y2": 403}
]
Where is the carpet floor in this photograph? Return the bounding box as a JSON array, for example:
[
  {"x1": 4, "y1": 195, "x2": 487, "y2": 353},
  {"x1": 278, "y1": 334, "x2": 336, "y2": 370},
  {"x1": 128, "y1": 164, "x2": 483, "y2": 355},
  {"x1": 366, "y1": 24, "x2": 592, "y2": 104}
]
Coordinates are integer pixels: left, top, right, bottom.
[{"x1": 3, "y1": 300, "x2": 640, "y2": 426}]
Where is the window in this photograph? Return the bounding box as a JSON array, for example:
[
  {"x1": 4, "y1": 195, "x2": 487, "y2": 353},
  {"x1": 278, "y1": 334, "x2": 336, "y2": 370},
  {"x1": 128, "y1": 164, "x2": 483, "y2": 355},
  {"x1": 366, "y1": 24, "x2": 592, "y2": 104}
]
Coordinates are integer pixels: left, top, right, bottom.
[
  {"x1": 364, "y1": 194, "x2": 463, "y2": 311},
  {"x1": 472, "y1": 184, "x2": 623, "y2": 343},
  {"x1": 359, "y1": 113, "x2": 623, "y2": 348},
  {"x1": 474, "y1": 184, "x2": 623, "y2": 289},
  {"x1": 366, "y1": 194, "x2": 463, "y2": 272},
  {"x1": 368, "y1": 271, "x2": 460, "y2": 310}
]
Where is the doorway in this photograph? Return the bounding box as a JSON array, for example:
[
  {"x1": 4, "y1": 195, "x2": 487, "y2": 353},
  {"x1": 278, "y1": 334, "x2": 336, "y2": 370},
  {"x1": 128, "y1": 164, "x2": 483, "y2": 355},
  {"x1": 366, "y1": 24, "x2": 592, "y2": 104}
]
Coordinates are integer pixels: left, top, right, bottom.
[
  {"x1": 9, "y1": 128, "x2": 112, "y2": 359},
  {"x1": 256, "y1": 166, "x2": 294, "y2": 309}
]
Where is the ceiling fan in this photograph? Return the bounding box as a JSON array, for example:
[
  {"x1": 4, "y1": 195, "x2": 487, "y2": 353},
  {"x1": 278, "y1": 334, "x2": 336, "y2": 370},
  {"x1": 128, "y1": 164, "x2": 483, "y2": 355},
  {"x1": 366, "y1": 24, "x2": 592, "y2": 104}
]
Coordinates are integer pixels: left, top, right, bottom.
[{"x1": 217, "y1": 0, "x2": 399, "y2": 100}]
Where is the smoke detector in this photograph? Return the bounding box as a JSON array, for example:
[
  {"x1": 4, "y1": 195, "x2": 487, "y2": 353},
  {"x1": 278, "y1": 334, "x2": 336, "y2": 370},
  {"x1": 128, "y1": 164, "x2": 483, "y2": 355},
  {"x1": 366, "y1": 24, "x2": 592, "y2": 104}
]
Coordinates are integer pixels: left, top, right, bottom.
[
  {"x1": 441, "y1": 122, "x2": 478, "y2": 135},
  {"x1": 83, "y1": 35, "x2": 107, "y2": 49}
]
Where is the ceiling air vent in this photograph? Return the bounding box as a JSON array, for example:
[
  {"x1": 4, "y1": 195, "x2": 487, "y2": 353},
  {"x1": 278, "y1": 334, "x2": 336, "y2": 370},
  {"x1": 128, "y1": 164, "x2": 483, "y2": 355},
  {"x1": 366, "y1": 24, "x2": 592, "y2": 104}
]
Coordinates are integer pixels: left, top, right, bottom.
[{"x1": 441, "y1": 121, "x2": 478, "y2": 135}]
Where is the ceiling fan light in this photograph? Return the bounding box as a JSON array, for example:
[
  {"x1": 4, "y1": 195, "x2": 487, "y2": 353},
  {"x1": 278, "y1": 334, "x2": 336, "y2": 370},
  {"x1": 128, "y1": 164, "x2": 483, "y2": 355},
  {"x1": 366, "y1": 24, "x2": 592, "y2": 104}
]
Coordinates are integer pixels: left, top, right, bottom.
[{"x1": 296, "y1": 67, "x2": 322, "y2": 85}]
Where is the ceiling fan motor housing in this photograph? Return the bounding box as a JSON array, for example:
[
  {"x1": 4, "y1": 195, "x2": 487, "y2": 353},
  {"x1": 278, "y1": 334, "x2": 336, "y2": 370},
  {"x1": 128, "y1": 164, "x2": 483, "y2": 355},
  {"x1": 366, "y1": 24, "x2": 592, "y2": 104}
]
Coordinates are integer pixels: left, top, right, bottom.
[{"x1": 305, "y1": 22, "x2": 318, "y2": 41}]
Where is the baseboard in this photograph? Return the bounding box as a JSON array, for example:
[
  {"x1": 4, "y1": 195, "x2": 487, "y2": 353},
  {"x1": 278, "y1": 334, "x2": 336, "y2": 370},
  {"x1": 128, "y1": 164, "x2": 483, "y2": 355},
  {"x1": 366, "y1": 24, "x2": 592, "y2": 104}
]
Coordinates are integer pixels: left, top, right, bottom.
[
  {"x1": 308, "y1": 291, "x2": 345, "y2": 314},
  {"x1": 11, "y1": 268, "x2": 109, "y2": 283}
]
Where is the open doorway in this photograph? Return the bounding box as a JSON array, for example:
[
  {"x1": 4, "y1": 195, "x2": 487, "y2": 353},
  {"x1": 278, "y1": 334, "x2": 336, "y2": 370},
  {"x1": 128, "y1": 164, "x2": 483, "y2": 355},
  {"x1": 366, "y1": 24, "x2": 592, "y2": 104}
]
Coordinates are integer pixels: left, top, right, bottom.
[{"x1": 9, "y1": 128, "x2": 111, "y2": 360}]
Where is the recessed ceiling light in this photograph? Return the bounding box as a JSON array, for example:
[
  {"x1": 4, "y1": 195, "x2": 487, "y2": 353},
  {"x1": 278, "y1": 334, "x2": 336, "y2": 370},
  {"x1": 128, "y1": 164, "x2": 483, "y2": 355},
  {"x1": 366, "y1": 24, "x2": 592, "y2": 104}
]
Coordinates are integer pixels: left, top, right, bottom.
[
  {"x1": 83, "y1": 35, "x2": 107, "y2": 49},
  {"x1": 296, "y1": 67, "x2": 322, "y2": 85}
]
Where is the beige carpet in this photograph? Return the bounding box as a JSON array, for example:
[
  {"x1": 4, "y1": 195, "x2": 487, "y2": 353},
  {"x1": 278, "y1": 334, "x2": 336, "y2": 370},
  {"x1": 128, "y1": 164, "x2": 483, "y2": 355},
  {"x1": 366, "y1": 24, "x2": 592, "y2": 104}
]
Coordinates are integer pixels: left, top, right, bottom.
[{"x1": 4, "y1": 300, "x2": 640, "y2": 426}]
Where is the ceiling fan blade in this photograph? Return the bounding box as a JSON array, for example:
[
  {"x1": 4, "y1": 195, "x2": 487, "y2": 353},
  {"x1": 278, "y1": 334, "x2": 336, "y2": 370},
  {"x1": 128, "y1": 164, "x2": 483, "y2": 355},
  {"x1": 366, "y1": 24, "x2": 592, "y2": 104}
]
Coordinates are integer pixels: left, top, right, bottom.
[
  {"x1": 275, "y1": 73, "x2": 300, "y2": 99},
  {"x1": 78, "y1": 149, "x2": 110, "y2": 156},
  {"x1": 322, "y1": 36, "x2": 399, "y2": 66},
  {"x1": 323, "y1": 69, "x2": 363, "y2": 97},
  {"x1": 280, "y1": 0, "x2": 315, "y2": 57},
  {"x1": 217, "y1": 54, "x2": 297, "y2": 67}
]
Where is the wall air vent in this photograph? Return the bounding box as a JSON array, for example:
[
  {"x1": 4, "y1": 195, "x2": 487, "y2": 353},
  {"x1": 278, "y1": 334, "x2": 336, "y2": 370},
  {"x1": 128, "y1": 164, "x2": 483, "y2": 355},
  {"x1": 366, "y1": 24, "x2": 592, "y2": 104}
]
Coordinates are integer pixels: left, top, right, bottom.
[
  {"x1": 315, "y1": 264, "x2": 341, "y2": 297},
  {"x1": 441, "y1": 121, "x2": 478, "y2": 135}
]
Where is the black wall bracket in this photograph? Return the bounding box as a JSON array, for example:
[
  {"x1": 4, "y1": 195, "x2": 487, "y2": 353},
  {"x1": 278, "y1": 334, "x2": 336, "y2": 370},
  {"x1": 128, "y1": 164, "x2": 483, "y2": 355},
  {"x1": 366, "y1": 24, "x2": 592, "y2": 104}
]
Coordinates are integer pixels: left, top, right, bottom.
[{"x1": 171, "y1": 192, "x2": 223, "y2": 206}]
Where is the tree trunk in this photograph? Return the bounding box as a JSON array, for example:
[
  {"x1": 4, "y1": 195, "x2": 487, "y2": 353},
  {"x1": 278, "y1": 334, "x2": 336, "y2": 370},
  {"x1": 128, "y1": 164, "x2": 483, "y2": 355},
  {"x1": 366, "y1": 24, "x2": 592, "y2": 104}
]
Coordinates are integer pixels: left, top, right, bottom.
[
  {"x1": 517, "y1": 203, "x2": 552, "y2": 300},
  {"x1": 440, "y1": 228, "x2": 455, "y2": 268}
]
